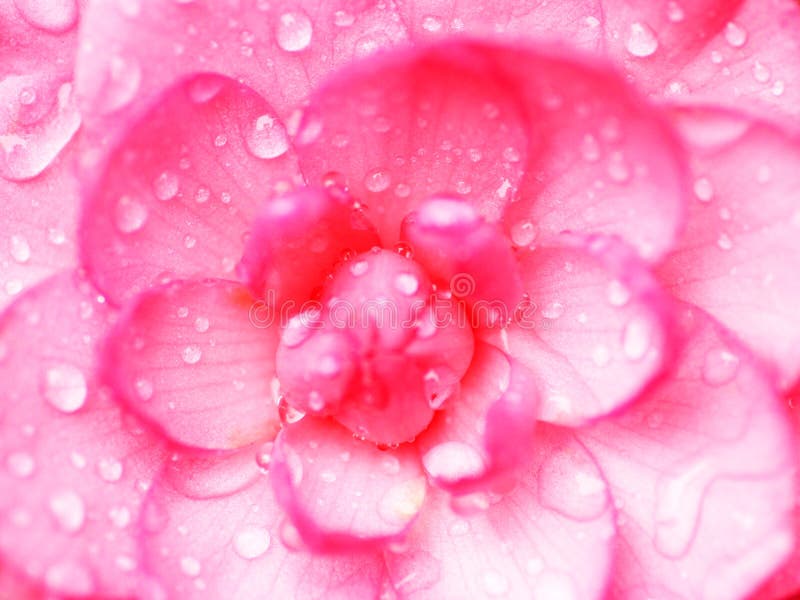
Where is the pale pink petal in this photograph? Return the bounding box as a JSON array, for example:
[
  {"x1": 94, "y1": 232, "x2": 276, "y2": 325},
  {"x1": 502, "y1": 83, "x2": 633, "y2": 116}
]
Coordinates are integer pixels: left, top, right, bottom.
[
  {"x1": 295, "y1": 42, "x2": 531, "y2": 243},
  {"x1": 658, "y1": 109, "x2": 800, "y2": 388},
  {"x1": 485, "y1": 236, "x2": 670, "y2": 425},
  {"x1": 238, "y1": 186, "x2": 379, "y2": 305},
  {"x1": 0, "y1": 272, "x2": 167, "y2": 597},
  {"x1": 579, "y1": 306, "x2": 797, "y2": 599},
  {"x1": 397, "y1": 0, "x2": 602, "y2": 49},
  {"x1": 79, "y1": 73, "x2": 300, "y2": 305},
  {"x1": 0, "y1": 1, "x2": 81, "y2": 181},
  {"x1": 603, "y1": 0, "x2": 800, "y2": 125},
  {"x1": 103, "y1": 278, "x2": 281, "y2": 450},
  {"x1": 141, "y1": 450, "x2": 385, "y2": 599},
  {"x1": 400, "y1": 196, "x2": 523, "y2": 328},
  {"x1": 270, "y1": 417, "x2": 426, "y2": 550},
  {"x1": 385, "y1": 427, "x2": 614, "y2": 599},
  {"x1": 416, "y1": 343, "x2": 539, "y2": 493},
  {"x1": 495, "y1": 45, "x2": 687, "y2": 262},
  {"x1": 75, "y1": 0, "x2": 406, "y2": 143},
  {"x1": 0, "y1": 142, "x2": 78, "y2": 312}
]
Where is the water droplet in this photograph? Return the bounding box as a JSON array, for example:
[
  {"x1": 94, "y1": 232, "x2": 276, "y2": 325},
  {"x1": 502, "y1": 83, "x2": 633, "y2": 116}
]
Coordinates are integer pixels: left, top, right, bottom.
[
  {"x1": 364, "y1": 169, "x2": 391, "y2": 193},
  {"x1": 153, "y1": 171, "x2": 178, "y2": 200},
  {"x1": 114, "y1": 196, "x2": 148, "y2": 233},
  {"x1": 394, "y1": 273, "x2": 419, "y2": 296},
  {"x1": 177, "y1": 306, "x2": 189, "y2": 318},
  {"x1": 245, "y1": 114, "x2": 289, "y2": 159},
  {"x1": 278, "y1": 398, "x2": 306, "y2": 425},
  {"x1": 43, "y1": 364, "x2": 87, "y2": 413},
  {"x1": 580, "y1": 133, "x2": 601, "y2": 162},
  {"x1": 626, "y1": 22, "x2": 659, "y2": 58},
  {"x1": 716, "y1": 232, "x2": 733, "y2": 251},
  {"x1": 421, "y1": 15, "x2": 443, "y2": 33},
  {"x1": 181, "y1": 345, "x2": 202, "y2": 364},
  {"x1": 194, "y1": 186, "x2": 210, "y2": 204},
  {"x1": 724, "y1": 22, "x2": 747, "y2": 48},
  {"x1": 622, "y1": 317, "x2": 652, "y2": 361},
  {"x1": 275, "y1": 11, "x2": 313, "y2": 52},
  {"x1": 320, "y1": 470, "x2": 337, "y2": 483},
  {"x1": 9, "y1": 234, "x2": 31, "y2": 264},
  {"x1": 752, "y1": 60, "x2": 771, "y2": 83},
  {"x1": 447, "y1": 518, "x2": 470, "y2": 537},
  {"x1": 333, "y1": 10, "x2": 355, "y2": 27},
  {"x1": 194, "y1": 317, "x2": 210, "y2": 333},
  {"x1": 49, "y1": 489, "x2": 86, "y2": 533},
  {"x1": 44, "y1": 561, "x2": 93, "y2": 596},
  {"x1": 233, "y1": 526, "x2": 271, "y2": 560},
  {"x1": 666, "y1": 1, "x2": 685, "y2": 23},
  {"x1": 281, "y1": 316, "x2": 314, "y2": 348},
  {"x1": 607, "y1": 153, "x2": 631, "y2": 183},
  {"x1": 654, "y1": 458, "x2": 712, "y2": 557},
  {"x1": 693, "y1": 177, "x2": 714, "y2": 202},
  {"x1": 97, "y1": 458, "x2": 123, "y2": 482},
  {"x1": 279, "y1": 517, "x2": 303, "y2": 550},
  {"x1": 542, "y1": 301, "x2": 565, "y2": 320},
  {"x1": 350, "y1": 260, "x2": 369, "y2": 276},
  {"x1": 481, "y1": 570, "x2": 509, "y2": 597},
  {"x1": 14, "y1": 0, "x2": 78, "y2": 33},
  {"x1": 256, "y1": 441, "x2": 274, "y2": 471},
  {"x1": 510, "y1": 220, "x2": 538, "y2": 247},
  {"x1": 109, "y1": 505, "x2": 131, "y2": 528},
  {"x1": 378, "y1": 477, "x2": 426, "y2": 525},
  {"x1": 702, "y1": 347, "x2": 740, "y2": 386},
  {"x1": 213, "y1": 133, "x2": 227, "y2": 147},
  {"x1": 606, "y1": 279, "x2": 630, "y2": 307},
  {"x1": 101, "y1": 55, "x2": 142, "y2": 114},
  {"x1": 422, "y1": 442, "x2": 485, "y2": 483},
  {"x1": 135, "y1": 378, "x2": 153, "y2": 401},
  {"x1": 180, "y1": 556, "x2": 201, "y2": 577},
  {"x1": 6, "y1": 451, "x2": 35, "y2": 478}
]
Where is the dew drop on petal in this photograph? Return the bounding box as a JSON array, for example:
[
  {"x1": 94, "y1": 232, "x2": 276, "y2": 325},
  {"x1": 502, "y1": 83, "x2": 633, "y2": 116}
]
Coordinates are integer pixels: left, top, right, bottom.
[
  {"x1": 422, "y1": 442, "x2": 485, "y2": 483},
  {"x1": 626, "y1": 22, "x2": 659, "y2": 58},
  {"x1": 702, "y1": 348, "x2": 740, "y2": 386},
  {"x1": 666, "y1": 1, "x2": 685, "y2": 23},
  {"x1": 9, "y1": 234, "x2": 31, "y2": 264},
  {"x1": 622, "y1": 317, "x2": 652, "y2": 361},
  {"x1": 256, "y1": 441, "x2": 274, "y2": 471},
  {"x1": 541, "y1": 301, "x2": 565, "y2": 320},
  {"x1": 245, "y1": 114, "x2": 289, "y2": 159},
  {"x1": 153, "y1": 171, "x2": 179, "y2": 201},
  {"x1": 233, "y1": 526, "x2": 271, "y2": 560},
  {"x1": 194, "y1": 317, "x2": 210, "y2": 333},
  {"x1": 48, "y1": 489, "x2": 86, "y2": 533},
  {"x1": 275, "y1": 11, "x2": 313, "y2": 52},
  {"x1": 364, "y1": 169, "x2": 391, "y2": 193},
  {"x1": 180, "y1": 556, "x2": 201, "y2": 577},
  {"x1": 606, "y1": 279, "x2": 630, "y2": 307},
  {"x1": 510, "y1": 220, "x2": 537, "y2": 248},
  {"x1": 181, "y1": 345, "x2": 202, "y2": 364},
  {"x1": 45, "y1": 562, "x2": 93, "y2": 596},
  {"x1": 6, "y1": 451, "x2": 36, "y2": 478},
  {"x1": 724, "y1": 22, "x2": 748, "y2": 48},
  {"x1": 97, "y1": 458, "x2": 123, "y2": 482},
  {"x1": 101, "y1": 55, "x2": 142, "y2": 114},
  {"x1": 693, "y1": 177, "x2": 714, "y2": 202},
  {"x1": 481, "y1": 570, "x2": 509, "y2": 597},
  {"x1": 43, "y1": 364, "x2": 87, "y2": 413},
  {"x1": 13, "y1": 0, "x2": 78, "y2": 33},
  {"x1": 394, "y1": 273, "x2": 419, "y2": 296},
  {"x1": 114, "y1": 196, "x2": 148, "y2": 233}
]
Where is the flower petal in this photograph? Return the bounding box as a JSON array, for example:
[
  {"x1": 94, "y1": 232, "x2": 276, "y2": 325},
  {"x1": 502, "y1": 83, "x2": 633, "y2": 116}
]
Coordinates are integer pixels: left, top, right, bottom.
[
  {"x1": 659, "y1": 109, "x2": 800, "y2": 388},
  {"x1": 0, "y1": 272, "x2": 167, "y2": 597},
  {"x1": 602, "y1": 0, "x2": 800, "y2": 125},
  {"x1": 579, "y1": 306, "x2": 797, "y2": 599},
  {"x1": 270, "y1": 417, "x2": 426, "y2": 550},
  {"x1": 75, "y1": 0, "x2": 406, "y2": 141},
  {"x1": 385, "y1": 427, "x2": 614, "y2": 599},
  {"x1": 79, "y1": 73, "x2": 300, "y2": 305},
  {"x1": 0, "y1": 142, "x2": 78, "y2": 312},
  {"x1": 103, "y1": 278, "x2": 281, "y2": 450},
  {"x1": 485, "y1": 236, "x2": 670, "y2": 425},
  {"x1": 494, "y1": 45, "x2": 687, "y2": 262},
  {"x1": 417, "y1": 342, "x2": 539, "y2": 493},
  {"x1": 238, "y1": 186, "x2": 379, "y2": 305},
  {"x1": 141, "y1": 451, "x2": 385, "y2": 599},
  {"x1": 400, "y1": 196, "x2": 523, "y2": 328},
  {"x1": 295, "y1": 42, "x2": 531, "y2": 243}
]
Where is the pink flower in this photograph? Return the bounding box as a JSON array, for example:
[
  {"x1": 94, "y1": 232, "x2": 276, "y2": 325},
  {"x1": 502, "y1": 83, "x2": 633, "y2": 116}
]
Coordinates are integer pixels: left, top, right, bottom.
[{"x1": 2, "y1": 1, "x2": 800, "y2": 599}]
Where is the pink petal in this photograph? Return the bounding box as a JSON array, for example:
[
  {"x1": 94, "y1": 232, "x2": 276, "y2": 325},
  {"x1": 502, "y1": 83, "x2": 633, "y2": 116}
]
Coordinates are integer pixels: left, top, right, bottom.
[
  {"x1": 485, "y1": 236, "x2": 670, "y2": 425},
  {"x1": 0, "y1": 272, "x2": 167, "y2": 597},
  {"x1": 0, "y1": 563, "x2": 41, "y2": 600},
  {"x1": 385, "y1": 427, "x2": 614, "y2": 599},
  {"x1": 578, "y1": 306, "x2": 797, "y2": 599},
  {"x1": 270, "y1": 417, "x2": 426, "y2": 550},
  {"x1": 416, "y1": 342, "x2": 539, "y2": 493},
  {"x1": 238, "y1": 186, "x2": 379, "y2": 306},
  {"x1": 495, "y1": 45, "x2": 687, "y2": 262},
  {"x1": 659, "y1": 109, "x2": 800, "y2": 388},
  {"x1": 103, "y1": 278, "x2": 281, "y2": 450},
  {"x1": 400, "y1": 196, "x2": 523, "y2": 328},
  {"x1": 79, "y1": 73, "x2": 300, "y2": 305},
  {"x1": 603, "y1": 0, "x2": 800, "y2": 125},
  {"x1": 0, "y1": 142, "x2": 78, "y2": 312},
  {"x1": 0, "y1": 1, "x2": 81, "y2": 181},
  {"x1": 295, "y1": 42, "x2": 531, "y2": 243},
  {"x1": 74, "y1": 0, "x2": 406, "y2": 143},
  {"x1": 141, "y1": 450, "x2": 385, "y2": 599},
  {"x1": 398, "y1": 0, "x2": 603, "y2": 50}
]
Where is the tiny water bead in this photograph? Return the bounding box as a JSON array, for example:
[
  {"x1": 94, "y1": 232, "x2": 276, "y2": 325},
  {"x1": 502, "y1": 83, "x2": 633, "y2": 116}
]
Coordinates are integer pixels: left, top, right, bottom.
[
  {"x1": 233, "y1": 526, "x2": 271, "y2": 560},
  {"x1": 626, "y1": 22, "x2": 659, "y2": 58},
  {"x1": 48, "y1": 489, "x2": 86, "y2": 533},
  {"x1": 43, "y1": 364, "x2": 87, "y2": 413},
  {"x1": 724, "y1": 22, "x2": 748, "y2": 48},
  {"x1": 245, "y1": 114, "x2": 289, "y2": 159},
  {"x1": 153, "y1": 171, "x2": 179, "y2": 201},
  {"x1": 181, "y1": 345, "x2": 202, "y2": 364},
  {"x1": 9, "y1": 234, "x2": 32, "y2": 264},
  {"x1": 115, "y1": 196, "x2": 148, "y2": 233},
  {"x1": 275, "y1": 11, "x2": 313, "y2": 52}
]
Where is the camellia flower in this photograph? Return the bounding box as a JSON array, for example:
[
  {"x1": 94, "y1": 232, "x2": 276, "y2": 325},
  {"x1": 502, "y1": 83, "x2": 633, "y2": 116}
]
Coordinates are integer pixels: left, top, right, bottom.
[{"x1": 2, "y1": 1, "x2": 800, "y2": 599}]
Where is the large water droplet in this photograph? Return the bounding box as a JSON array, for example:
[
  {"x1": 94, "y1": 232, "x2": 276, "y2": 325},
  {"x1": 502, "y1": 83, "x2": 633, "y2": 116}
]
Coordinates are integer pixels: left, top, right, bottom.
[
  {"x1": 43, "y1": 364, "x2": 87, "y2": 413},
  {"x1": 115, "y1": 196, "x2": 148, "y2": 233},
  {"x1": 14, "y1": 0, "x2": 78, "y2": 33},
  {"x1": 422, "y1": 442, "x2": 485, "y2": 484},
  {"x1": 49, "y1": 489, "x2": 86, "y2": 533},
  {"x1": 275, "y1": 11, "x2": 313, "y2": 52},
  {"x1": 724, "y1": 22, "x2": 748, "y2": 48},
  {"x1": 626, "y1": 22, "x2": 659, "y2": 58},
  {"x1": 181, "y1": 345, "x2": 202, "y2": 364},
  {"x1": 233, "y1": 526, "x2": 271, "y2": 560},
  {"x1": 245, "y1": 114, "x2": 289, "y2": 159}
]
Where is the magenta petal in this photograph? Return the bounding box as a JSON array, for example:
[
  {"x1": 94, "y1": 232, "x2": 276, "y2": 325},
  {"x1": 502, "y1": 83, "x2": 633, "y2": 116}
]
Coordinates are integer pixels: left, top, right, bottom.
[
  {"x1": 417, "y1": 343, "x2": 539, "y2": 493},
  {"x1": 401, "y1": 196, "x2": 523, "y2": 328},
  {"x1": 0, "y1": 143, "x2": 78, "y2": 312},
  {"x1": 0, "y1": 273, "x2": 167, "y2": 597},
  {"x1": 104, "y1": 278, "x2": 281, "y2": 450},
  {"x1": 141, "y1": 455, "x2": 385, "y2": 599},
  {"x1": 579, "y1": 306, "x2": 797, "y2": 599},
  {"x1": 486, "y1": 236, "x2": 670, "y2": 425},
  {"x1": 238, "y1": 186, "x2": 379, "y2": 305},
  {"x1": 659, "y1": 109, "x2": 800, "y2": 388},
  {"x1": 270, "y1": 417, "x2": 426, "y2": 550},
  {"x1": 79, "y1": 73, "x2": 300, "y2": 305},
  {"x1": 296, "y1": 42, "x2": 531, "y2": 243},
  {"x1": 386, "y1": 428, "x2": 614, "y2": 599}
]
